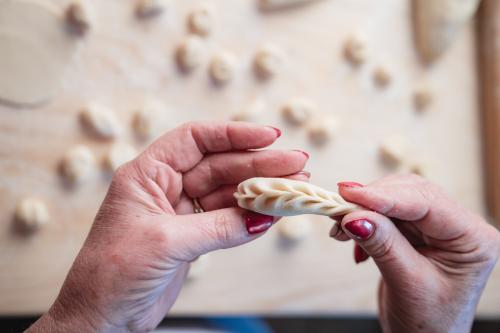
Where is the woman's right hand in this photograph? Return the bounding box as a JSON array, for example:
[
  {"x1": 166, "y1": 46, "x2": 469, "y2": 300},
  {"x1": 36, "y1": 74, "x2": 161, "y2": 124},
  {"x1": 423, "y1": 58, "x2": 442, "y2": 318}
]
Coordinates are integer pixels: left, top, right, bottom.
[{"x1": 333, "y1": 175, "x2": 500, "y2": 333}]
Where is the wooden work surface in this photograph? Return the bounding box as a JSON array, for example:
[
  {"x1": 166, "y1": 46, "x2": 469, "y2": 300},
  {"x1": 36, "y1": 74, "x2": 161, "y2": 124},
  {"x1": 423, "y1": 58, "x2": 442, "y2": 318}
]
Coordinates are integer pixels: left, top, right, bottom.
[{"x1": 1, "y1": 0, "x2": 499, "y2": 316}]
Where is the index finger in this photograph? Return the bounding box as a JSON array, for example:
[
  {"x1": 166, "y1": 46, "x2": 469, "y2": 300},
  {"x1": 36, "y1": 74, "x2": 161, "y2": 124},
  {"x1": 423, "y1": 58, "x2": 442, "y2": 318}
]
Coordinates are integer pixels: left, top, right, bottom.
[{"x1": 144, "y1": 121, "x2": 281, "y2": 172}]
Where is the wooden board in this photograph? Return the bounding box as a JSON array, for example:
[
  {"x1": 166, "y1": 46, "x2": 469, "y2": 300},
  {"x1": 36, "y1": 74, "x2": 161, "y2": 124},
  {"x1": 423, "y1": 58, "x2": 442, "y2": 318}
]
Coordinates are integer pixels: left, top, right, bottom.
[
  {"x1": 0, "y1": 0, "x2": 498, "y2": 316},
  {"x1": 478, "y1": 0, "x2": 500, "y2": 225}
]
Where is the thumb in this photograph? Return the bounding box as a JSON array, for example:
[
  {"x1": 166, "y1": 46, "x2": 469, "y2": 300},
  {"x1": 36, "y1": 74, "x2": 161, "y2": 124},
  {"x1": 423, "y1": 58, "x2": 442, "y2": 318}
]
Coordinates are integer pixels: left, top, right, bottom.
[
  {"x1": 170, "y1": 208, "x2": 275, "y2": 261},
  {"x1": 341, "y1": 210, "x2": 423, "y2": 283}
]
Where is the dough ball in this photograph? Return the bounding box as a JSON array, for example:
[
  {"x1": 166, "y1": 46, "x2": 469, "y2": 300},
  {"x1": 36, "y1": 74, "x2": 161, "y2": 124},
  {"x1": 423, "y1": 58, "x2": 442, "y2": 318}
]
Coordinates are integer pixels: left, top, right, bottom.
[
  {"x1": 14, "y1": 197, "x2": 50, "y2": 233},
  {"x1": 65, "y1": 1, "x2": 92, "y2": 37},
  {"x1": 231, "y1": 98, "x2": 266, "y2": 122},
  {"x1": 277, "y1": 218, "x2": 311, "y2": 242},
  {"x1": 175, "y1": 36, "x2": 205, "y2": 72},
  {"x1": 131, "y1": 98, "x2": 164, "y2": 140},
  {"x1": 253, "y1": 46, "x2": 282, "y2": 80},
  {"x1": 379, "y1": 137, "x2": 406, "y2": 167},
  {"x1": 188, "y1": 255, "x2": 209, "y2": 280},
  {"x1": 60, "y1": 145, "x2": 95, "y2": 184},
  {"x1": 79, "y1": 103, "x2": 121, "y2": 140},
  {"x1": 281, "y1": 98, "x2": 315, "y2": 126},
  {"x1": 104, "y1": 143, "x2": 138, "y2": 172},
  {"x1": 307, "y1": 117, "x2": 336, "y2": 147},
  {"x1": 209, "y1": 52, "x2": 236, "y2": 85},
  {"x1": 343, "y1": 36, "x2": 365, "y2": 66},
  {"x1": 135, "y1": 0, "x2": 166, "y2": 19},
  {"x1": 373, "y1": 66, "x2": 391, "y2": 88},
  {"x1": 187, "y1": 5, "x2": 213, "y2": 37},
  {"x1": 413, "y1": 87, "x2": 433, "y2": 112}
]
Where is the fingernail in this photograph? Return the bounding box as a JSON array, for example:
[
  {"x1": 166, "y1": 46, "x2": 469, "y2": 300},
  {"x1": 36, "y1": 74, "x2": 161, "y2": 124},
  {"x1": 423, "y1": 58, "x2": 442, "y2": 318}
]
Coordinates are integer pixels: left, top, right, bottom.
[
  {"x1": 297, "y1": 170, "x2": 311, "y2": 178},
  {"x1": 329, "y1": 222, "x2": 340, "y2": 238},
  {"x1": 338, "y1": 181, "x2": 363, "y2": 188},
  {"x1": 293, "y1": 150, "x2": 310, "y2": 159},
  {"x1": 344, "y1": 219, "x2": 374, "y2": 240},
  {"x1": 267, "y1": 126, "x2": 282, "y2": 138},
  {"x1": 244, "y1": 212, "x2": 274, "y2": 235},
  {"x1": 354, "y1": 245, "x2": 370, "y2": 264}
]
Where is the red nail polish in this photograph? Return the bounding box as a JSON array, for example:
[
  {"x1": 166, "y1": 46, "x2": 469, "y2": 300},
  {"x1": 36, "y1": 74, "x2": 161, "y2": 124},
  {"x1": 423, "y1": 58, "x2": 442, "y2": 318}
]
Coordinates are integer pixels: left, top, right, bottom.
[
  {"x1": 344, "y1": 219, "x2": 374, "y2": 240},
  {"x1": 244, "y1": 212, "x2": 274, "y2": 235},
  {"x1": 293, "y1": 150, "x2": 310, "y2": 159},
  {"x1": 354, "y1": 244, "x2": 370, "y2": 264},
  {"x1": 337, "y1": 181, "x2": 363, "y2": 188},
  {"x1": 267, "y1": 126, "x2": 282, "y2": 138}
]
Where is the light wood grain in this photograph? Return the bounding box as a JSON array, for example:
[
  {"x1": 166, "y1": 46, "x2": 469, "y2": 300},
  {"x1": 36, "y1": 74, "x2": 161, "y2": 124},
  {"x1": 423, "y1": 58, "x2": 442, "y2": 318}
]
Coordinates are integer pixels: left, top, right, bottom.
[
  {"x1": 0, "y1": 0, "x2": 497, "y2": 316},
  {"x1": 478, "y1": 0, "x2": 500, "y2": 226}
]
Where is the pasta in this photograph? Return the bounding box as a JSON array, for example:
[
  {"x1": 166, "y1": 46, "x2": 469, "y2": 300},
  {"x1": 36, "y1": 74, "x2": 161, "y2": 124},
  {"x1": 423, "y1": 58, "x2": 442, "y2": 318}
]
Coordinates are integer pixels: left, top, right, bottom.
[{"x1": 234, "y1": 177, "x2": 359, "y2": 217}]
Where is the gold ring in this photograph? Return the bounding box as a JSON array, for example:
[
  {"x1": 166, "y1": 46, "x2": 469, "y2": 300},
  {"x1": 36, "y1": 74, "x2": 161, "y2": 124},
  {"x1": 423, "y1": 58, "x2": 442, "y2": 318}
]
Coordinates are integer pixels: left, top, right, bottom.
[{"x1": 192, "y1": 198, "x2": 205, "y2": 214}]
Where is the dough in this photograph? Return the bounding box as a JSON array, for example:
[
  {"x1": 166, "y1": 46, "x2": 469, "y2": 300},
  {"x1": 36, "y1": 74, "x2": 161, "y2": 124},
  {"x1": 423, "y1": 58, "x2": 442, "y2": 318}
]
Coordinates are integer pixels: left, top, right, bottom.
[
  {"x1": 60, "y1": 145, "x2": 95, "y2": 184},
  {"x1": 79, "y1": 103, "x2": 121, "y2": 140},
  {"x1": 373, "y1": 66, "x2": 391, "y2": 88},
  {"x1": 234, "y1": 177, "x2": 359, "y2": 217},
  {"x1": 259, "y1": 0, "x2": 320, "y2": 11},
  {"x1": 277, "y1": 218, "x2": 312, "y2": 242},
  {"x1": 379, "y1": 137, "x2": 406, "y2": 167},
  {"x1": 306, "y1": 117, "x2": 336, "y2": 146},
  {"x1": 413, "y1": 87, "x2": 433, "y2": 112},
  {"x1": 104, "y1": 143, "x2": 138, "y2": 172},
  {"x1": 135, "y1": 0, "x2": 165, "y2": 19},
  {"x1": 175, "y1": 36, "x2": 205, "y2": 72},
  {"x1": 231, "y1": 98, "x2": 266, "y2": 122},
  {"x1": 65, "y1": 1, "x2": 92, "y2": 36},
  {"x1": 187, "y1": 5, "x2": 213, "y2": 37},
  {"x1": 0, "y1": 0, "x2": 80, "y2": 106},
  {"x1": 413, "y1": 0, "x2": 480, "y2": 64},
  {"x1": 131, "y1": 98, "x2": 164, "y2": 140},
  {"x1": 281, "y1": 98, "x2": 315, "y2": 126},
  {"x1": 209, "y1": 52, "x2": 236, "y2": 85},
  {"x1": 343, "y1": 36, "x2": 365, "y2": 66},
  {"x1": 253, "y1": 46, "x2": 282, "y2": 80},
  {"x1": 14, "y1": 197, "x2": 50, "y2": 233}
]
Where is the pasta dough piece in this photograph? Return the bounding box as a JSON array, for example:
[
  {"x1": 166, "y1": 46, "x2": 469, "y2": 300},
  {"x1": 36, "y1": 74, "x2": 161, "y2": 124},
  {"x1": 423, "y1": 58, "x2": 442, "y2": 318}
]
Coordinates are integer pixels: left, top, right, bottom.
[
  {"x1": 234, "y1": 177, "x2": 359, "y2": 217},
  {"x1": 281, "y1": 98, "x2": 315, "y2": 126},
  {"x1": 373, "y1": 66, "x2": 391, "y2": 88},
  {"x1": 306, "y1": 116, "x2": 336, "y2": 146},
  {"x1": 135, "y1": 0, "x2": 165, "y2": 19},
  {"x1": 379, "y1": 137, "x2": 406, "y2": 167},
  {"x1": 175, "y1": 36, "x2": 205, "y2": 72},
  {"x1": 253, "y1": 46, "x2": 282, "y2": 80},
  {"x1": 65, "y1": 1, "x2": 92, "y2": 36},
  {"x1": 187, "y1": 5, "x2": 213, "y2": 37},
  {"x1": 209, "y1": 52, "x2": 236, "y2": 85},
  {"x1": 131, "y1": 98, "x2": 164, "y2": 140},
  {"x1": 60, "y1": 145, "x2": 95, "y2": 184},
  {"x1": 413, "y1": 87, "x2": 433, "y2": 112},
  {"x1": 104, "y1": 143, "x2": 137, "y2": 172},
  {"x1": 343, "y1": 36, "x2": 365, "y2": 66},
  {"x1": 14, "y1": 197, "x2": 50, "y2": 233},
  {"x1": 277, "y1": 218, "x2": 312, "y2": 242},
  {"x1": 79, "y1": 103, "x2": 121, "y2": 140},
  {"x1": 231, "y1": 98, "x2": 266, "y2": 122}
]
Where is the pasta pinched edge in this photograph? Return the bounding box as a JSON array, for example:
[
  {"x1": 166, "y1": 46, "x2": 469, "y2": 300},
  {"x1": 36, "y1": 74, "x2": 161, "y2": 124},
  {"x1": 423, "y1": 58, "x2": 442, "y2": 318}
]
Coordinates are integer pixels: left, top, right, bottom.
[{"x1": 234, "y1": 177, "x2": 359, "y2": 217}]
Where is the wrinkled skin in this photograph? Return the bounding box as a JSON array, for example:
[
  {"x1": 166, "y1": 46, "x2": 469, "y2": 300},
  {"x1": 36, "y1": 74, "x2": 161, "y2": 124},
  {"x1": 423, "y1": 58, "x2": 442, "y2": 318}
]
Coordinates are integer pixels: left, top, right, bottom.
[
  {"x1": 28, "y1": 121, "x2": 309, "y2": 333},
  {"x1": 333, "y1": 175, "x2": 500, "y2": 333}
]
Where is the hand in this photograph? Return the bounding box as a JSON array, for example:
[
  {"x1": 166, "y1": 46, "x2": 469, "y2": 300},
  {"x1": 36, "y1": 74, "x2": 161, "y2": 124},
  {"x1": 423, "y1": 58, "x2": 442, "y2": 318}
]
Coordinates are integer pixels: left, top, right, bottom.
[
  {"x1": 28, "y1": 121, "x2": 309, "y2": 333},
  {"x1": 332, "y1": 175, "x2": 500, "y2": 333}
]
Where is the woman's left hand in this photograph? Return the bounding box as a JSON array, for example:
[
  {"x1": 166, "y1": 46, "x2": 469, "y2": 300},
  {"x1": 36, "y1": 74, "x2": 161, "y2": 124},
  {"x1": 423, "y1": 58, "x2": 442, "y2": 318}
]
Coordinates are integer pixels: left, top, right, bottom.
[{"x1": 28, "y1": 121, "x2": 309, "y2": 333}]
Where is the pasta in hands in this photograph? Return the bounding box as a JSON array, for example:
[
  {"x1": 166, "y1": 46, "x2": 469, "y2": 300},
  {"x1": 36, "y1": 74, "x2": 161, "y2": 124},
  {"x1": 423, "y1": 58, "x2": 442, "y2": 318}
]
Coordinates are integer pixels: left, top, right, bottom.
[{"x1": 234, "y1": 177, "x2": 359, "y2": 217}]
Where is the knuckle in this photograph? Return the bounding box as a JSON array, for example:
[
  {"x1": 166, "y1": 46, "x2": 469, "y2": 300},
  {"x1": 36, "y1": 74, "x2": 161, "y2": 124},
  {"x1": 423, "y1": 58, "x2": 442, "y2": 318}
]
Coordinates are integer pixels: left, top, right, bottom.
[
  {"x1": 214, "y1": 213, "x2": 232, "y2": 248},
  {"x1": 366, "y1": 232, "x2": 395, "y2": 261}
]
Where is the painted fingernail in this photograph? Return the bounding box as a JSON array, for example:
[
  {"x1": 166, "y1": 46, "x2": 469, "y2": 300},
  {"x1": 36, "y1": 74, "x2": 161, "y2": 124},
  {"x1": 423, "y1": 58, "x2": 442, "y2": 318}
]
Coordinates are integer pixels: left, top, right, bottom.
[
  {"x1": 244, "y1": 212, "x2": 274, "y2": 235},
  {"x1": 297, "y1": 170, "x2": 311, "y2": 178},
  {"x1": 293, "y1": 150, "x2": 310, "y2": 159},
  {"x1": 267, "y1": 126, "x2": 282, "y2": 138},
  {"x1": 337, "y1": 181, "x2": 363, "y2": 188},
  {"x1": 344, "y1": 219, "x2": 374, "y2": 240},
  {"x1": 354, "y1": 244, "x2": 370, "y2": 264}
]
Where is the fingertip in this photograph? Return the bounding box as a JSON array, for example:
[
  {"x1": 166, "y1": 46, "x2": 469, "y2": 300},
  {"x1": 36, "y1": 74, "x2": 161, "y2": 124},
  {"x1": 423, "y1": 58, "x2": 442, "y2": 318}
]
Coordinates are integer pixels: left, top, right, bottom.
[{"x1": 266, "y1": 126, "x2": 282, "y2": 138}]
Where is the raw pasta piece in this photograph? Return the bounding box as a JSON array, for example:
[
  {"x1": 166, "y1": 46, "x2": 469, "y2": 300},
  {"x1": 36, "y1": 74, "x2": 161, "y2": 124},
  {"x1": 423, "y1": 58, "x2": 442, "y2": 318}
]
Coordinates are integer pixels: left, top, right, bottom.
[
  {"x1": 259, "y1": 0, "x2": 320, "y2": 11},
  {"x1": 60, "y1": 145, "x2": 95, "y2": 184},
  {"x1": 343, "y1": 36, "x2": 365, "y2": 66},
  {"x1": 104, "y1": 143, "x2": 138, "y2": 172},
  {"x1": 209, "y1": 52, "x2": 236, "y2": 85},
  {"x1": 187, "y1": 5, "x2": 213, "y2": 37},
  {"x1": 135, "y1": 0, "x2": 165, "y2": 19},
  {"x1": 306, "y1": 116, "x2": 336, "y2": 146},
  {"x1": 253, "y1": 45, "x2": 282, "y2": 80},
  {"x1": 413, "y1": 87, "x2": 433, "y2": 112},
  {"x1": 187, "y1": 255, "x2": 209, "y2": 280},
  {"x1": 175, "y1": 36, "x2": 205, "y2": 72},
  {"x1": 281, "y1": 98, "x2": 315, "y2": 126},
  {"x1": 14, "y1": 197, "x2": 49, "y2": 233},
  {"x1": 231, "y1": 98, "x2": 266, "y2": 122},
  {"x1": 79, "y1": 103, "x2": 121, "y2": 140},
  {"x1": 277, "y1": 218, "x2": 312, "y2": 242},
  {"x1": 65, "y1": 1, "x2": 92, "y2": 37},
  {"x1": 373, "y1": 66, "x2": 391, "y2": 88},
  {"x1": 234, "y1": 177, "x2": 359, "y2": 217},
  {"x1": 379, "y1": 137, "x2": 406, "y2": 167},
  {"x1": 131, "y1": 98, "x2": 164, "y2": 140}
]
